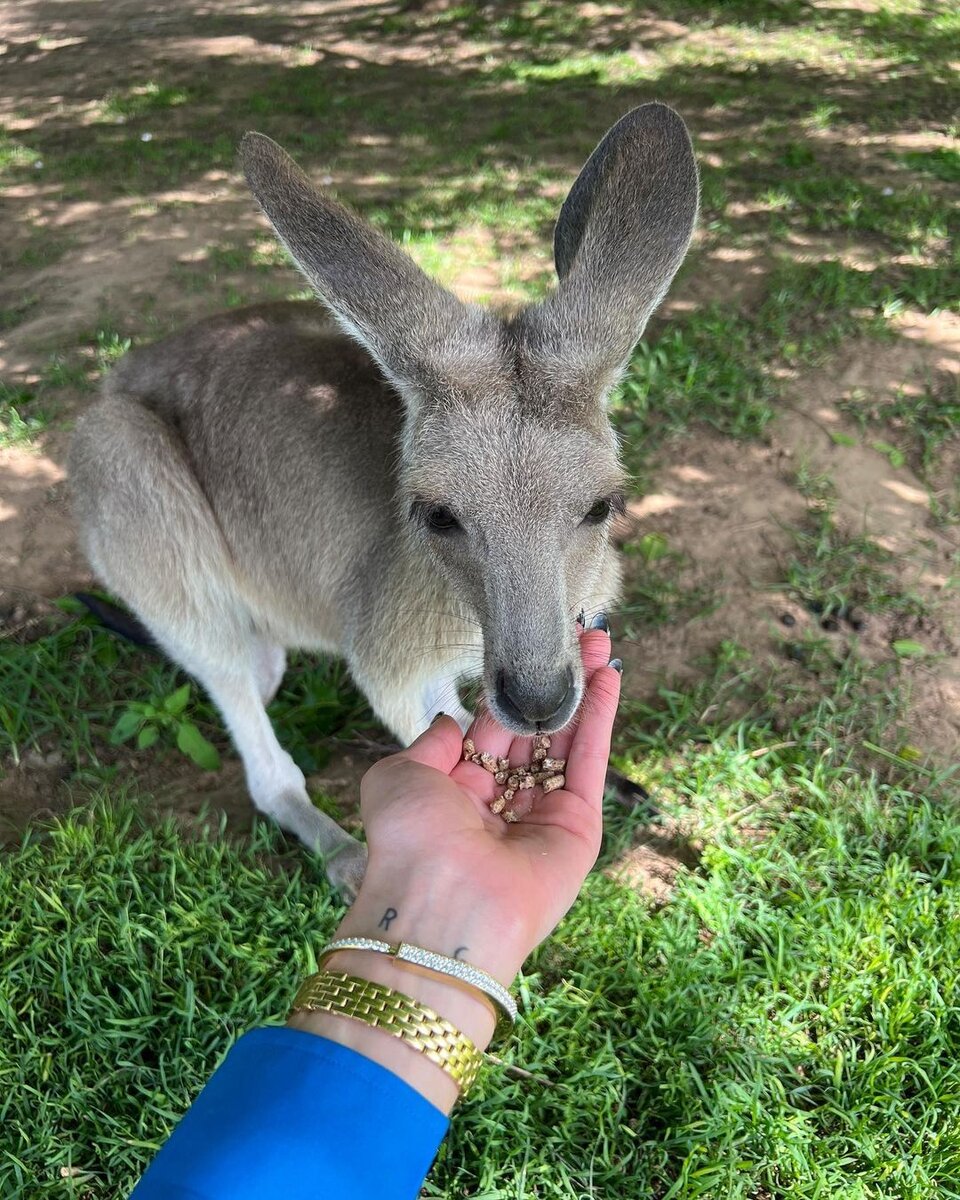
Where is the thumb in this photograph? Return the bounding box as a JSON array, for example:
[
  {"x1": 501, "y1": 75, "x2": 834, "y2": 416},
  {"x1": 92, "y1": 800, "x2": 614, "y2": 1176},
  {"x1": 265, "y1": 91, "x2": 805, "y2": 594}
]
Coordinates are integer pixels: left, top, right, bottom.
[{"x1": 398, "y1": 713, "x2": 464, "y2": 774}]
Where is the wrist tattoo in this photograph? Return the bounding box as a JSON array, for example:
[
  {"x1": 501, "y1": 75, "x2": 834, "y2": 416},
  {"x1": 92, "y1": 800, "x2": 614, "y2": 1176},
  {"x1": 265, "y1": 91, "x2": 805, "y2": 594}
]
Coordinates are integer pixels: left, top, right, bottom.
[{"x1": 378, "y1": 907, "x2": 398, "y2": 931}]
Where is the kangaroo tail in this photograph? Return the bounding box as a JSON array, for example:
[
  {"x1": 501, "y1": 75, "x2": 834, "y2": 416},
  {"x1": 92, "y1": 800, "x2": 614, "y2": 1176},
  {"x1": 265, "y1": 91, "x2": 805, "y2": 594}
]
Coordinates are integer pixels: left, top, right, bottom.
[{"x1": 74, "y1": 593, "x2": 158, "y2": 651}]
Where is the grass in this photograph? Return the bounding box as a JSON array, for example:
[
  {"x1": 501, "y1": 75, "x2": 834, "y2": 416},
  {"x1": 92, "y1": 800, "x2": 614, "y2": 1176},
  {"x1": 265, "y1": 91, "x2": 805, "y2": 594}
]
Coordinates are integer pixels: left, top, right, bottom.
[
  {"x1": 838, "y1": 374, "x2": 960, "y2": 481},
  {"x1": 616, "y1": 533, "x2": 719, "y2": 635},
  {"x1": 3, "y1": 652, "x2": 959, "y2": 1198},
  {"x1": 0, "y1": 326, "x2": 143, "y2": 448},
  {"x1": 0, "y1": 383, "x2": 50, "y2": 449}
]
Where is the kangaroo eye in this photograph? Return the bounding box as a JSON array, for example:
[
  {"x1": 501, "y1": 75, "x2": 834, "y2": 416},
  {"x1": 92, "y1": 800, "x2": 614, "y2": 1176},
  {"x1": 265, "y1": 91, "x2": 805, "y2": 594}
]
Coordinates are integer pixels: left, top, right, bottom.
[
  {"x1": 583, "y1": 498, "x2": 612, "y2": 525},
  {"x1": 418, "y1": 503, "x2": 462, "y2": 534}
]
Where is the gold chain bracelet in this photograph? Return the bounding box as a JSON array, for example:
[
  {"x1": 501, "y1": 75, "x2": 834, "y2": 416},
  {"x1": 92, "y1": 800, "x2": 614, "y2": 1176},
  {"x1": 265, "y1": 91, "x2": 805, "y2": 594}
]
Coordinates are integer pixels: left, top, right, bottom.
[{"x1": 290, "y1": 971, "x2": 484, "y2": 1094}]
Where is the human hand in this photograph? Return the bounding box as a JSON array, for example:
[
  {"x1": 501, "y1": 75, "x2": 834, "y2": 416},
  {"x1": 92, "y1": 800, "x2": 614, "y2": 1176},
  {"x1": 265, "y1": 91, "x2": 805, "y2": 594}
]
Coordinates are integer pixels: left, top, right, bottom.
[{"x1": 336, "y1": 624, "x2": 622, "y2": 986}]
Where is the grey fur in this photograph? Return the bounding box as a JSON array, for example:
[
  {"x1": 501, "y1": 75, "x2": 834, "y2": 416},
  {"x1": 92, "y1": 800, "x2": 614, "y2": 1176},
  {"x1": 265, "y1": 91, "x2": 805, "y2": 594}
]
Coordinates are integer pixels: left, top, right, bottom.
[{"x1": 68, "y1": 103, "x2": 698, "y2": 897}]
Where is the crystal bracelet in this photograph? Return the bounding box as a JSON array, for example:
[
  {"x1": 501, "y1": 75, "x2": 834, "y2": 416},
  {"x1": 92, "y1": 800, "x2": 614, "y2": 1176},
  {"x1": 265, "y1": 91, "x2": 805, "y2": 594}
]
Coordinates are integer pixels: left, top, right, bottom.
[{"x1": 318, "y1": 937, "x2": 517, "y2": 1040}]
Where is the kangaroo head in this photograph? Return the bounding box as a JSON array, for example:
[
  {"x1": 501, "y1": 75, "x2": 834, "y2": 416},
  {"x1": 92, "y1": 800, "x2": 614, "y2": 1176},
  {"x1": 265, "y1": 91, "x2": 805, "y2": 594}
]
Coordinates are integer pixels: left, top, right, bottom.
[{"x1": 241, "y1": 103, "x2": 699, "y2": 734}]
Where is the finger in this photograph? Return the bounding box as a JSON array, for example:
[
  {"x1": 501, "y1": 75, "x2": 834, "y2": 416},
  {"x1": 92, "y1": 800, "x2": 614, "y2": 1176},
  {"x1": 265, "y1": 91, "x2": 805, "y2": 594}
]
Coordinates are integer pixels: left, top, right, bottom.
[
  {"x1": 542, "y1": 627, "x2": 613, "y2": 761},
  {"x1": 562, "y1": 659, "x2": 622, "y2": 808},
  {"x1": 398, "y1": 714, "x2": 466, "y2": 774}
]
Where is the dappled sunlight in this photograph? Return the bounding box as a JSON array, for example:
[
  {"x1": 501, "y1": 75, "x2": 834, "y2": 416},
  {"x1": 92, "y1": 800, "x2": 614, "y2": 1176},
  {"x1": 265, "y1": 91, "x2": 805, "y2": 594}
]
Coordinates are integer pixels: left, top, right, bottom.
[
  {"x1": 627, "y1": 492, "x2": 687, "y2": 520},
  {"x1": 669, "y1": 464, "x2": 713, "y2": 484},
  {"x1": 883, "y1": 478, "x2": 933, "y2": 507}
]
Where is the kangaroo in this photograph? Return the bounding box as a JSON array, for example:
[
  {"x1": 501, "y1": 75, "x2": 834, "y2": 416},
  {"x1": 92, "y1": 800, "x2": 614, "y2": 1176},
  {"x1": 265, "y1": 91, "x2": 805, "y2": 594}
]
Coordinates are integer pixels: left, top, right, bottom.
[{"x1": 68, "y1": 103, "x2": 698, "y2": 898}]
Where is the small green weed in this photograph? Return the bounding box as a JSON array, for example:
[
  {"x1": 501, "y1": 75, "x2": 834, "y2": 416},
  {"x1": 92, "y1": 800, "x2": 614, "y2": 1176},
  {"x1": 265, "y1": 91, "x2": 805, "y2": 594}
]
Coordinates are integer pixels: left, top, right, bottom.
[
  {"x1": 0, "y1": 383, "x2": 49, "y2": 449},
  {"x1": 0, "y1": 608, "x2": 374, "y2": 782},
  {"x1": 95, "y1": 328, "x2": 132, "y2": 371},
  {"x1": 0, "y1": 613, "x2": 190, "y2": 772},
  {"x1": 110, "y1": 682, "x2": 221, "y2": 771}
]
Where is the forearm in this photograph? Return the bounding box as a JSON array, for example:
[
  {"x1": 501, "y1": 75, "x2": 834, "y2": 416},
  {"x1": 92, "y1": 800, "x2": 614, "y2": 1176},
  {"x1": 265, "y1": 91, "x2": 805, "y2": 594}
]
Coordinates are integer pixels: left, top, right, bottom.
[{"x1": 131, "y1": 868, "x2": 532, "y2": 1199}]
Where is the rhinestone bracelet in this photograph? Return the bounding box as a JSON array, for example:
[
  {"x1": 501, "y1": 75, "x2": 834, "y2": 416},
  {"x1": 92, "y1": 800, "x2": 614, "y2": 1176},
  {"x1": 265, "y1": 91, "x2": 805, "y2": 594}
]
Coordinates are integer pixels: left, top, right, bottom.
[{"x1": 318, "y1": 936, "x2": 517, "y2": 1040}]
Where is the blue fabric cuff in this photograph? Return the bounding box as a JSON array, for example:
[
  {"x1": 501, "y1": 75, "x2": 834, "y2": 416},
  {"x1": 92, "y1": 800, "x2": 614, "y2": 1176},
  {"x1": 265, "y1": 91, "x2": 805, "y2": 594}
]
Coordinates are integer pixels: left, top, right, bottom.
[{"x1": 129, "y1": 1026, "x2": 450, "y2": 1200}]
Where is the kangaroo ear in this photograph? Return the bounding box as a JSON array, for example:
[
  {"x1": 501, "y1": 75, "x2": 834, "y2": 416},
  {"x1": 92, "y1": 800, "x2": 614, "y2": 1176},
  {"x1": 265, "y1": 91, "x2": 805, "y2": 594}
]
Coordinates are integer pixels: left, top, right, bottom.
[
  {"x1": 240, "y1": 132, "x2": 488, "y2": 398},
  {"x1": 521, "y1": 103, "x2": 699, "y2": 399}
]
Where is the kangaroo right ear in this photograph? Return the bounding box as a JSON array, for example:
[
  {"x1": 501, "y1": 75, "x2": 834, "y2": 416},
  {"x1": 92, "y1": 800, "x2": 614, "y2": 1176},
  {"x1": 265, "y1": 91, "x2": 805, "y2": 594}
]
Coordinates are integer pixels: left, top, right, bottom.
[
  {"x1": 240, "y1": 132, "x2": 489, "y2": 401},
  {"x1": 521, "y1": 103, "x2": 699, "y2": 400}
]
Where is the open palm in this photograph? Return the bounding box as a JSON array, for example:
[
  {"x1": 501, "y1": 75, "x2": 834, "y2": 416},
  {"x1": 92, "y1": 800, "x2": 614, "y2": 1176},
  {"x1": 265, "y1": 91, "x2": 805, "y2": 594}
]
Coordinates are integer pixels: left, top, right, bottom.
[{"x1": 357, "y1": 626, "x2": 621, "y2": 963}]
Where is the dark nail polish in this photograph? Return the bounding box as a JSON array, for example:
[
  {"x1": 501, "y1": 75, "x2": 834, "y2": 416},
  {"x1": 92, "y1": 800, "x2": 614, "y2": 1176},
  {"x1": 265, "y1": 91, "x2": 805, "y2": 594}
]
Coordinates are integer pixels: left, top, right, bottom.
[
  {"x1": 431, "y1": 711, "x2": 445, "y2": 724},
  {"x1": 608, "y1": 658, "x2": 623, "y2": 674},
  {"x1": 590, "y1": 613, "x2": 609, "y2": 633}
]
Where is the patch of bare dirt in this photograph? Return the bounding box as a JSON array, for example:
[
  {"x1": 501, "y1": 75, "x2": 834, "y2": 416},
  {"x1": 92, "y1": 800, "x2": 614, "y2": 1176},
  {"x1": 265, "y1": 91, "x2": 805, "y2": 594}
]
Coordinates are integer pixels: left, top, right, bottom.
[
  {"x1": 0, "y1": 751, "x2": 73, "y2": 845},
  {"x1": 605, "y1": 816, "x2": 701, "y2": 904},
  {"x1": 0, "y1": 434, "x2": 92, "y2": 598},
  {"x1": 616, "y1": 312, "x2": 960, "y2": 772}
]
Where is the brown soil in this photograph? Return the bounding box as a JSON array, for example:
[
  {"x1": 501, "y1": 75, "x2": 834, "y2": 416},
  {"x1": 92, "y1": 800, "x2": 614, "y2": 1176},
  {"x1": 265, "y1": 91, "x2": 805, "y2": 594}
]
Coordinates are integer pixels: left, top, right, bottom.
[{"x1": 2, "y1": 0, "x2": 958, "y2": 899}]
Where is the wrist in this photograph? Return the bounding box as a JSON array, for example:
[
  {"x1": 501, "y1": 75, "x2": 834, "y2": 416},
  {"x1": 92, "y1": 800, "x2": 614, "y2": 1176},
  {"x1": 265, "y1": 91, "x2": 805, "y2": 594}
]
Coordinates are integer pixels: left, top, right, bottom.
[
  {"x1": 337, "y1": 860, "x2": 531, "y2": 987},
  {"x1": 286, "y1": 865, "x2": 530, "y2": 1112}
]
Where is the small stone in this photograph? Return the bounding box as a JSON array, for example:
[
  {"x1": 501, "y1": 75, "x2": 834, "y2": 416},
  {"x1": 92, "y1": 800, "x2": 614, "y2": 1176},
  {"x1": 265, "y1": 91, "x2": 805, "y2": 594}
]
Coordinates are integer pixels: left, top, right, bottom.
[
  {"x1": 494, "y1": 770, "x2": 508, "y2": 784},
  {"x1": 541, "y1": 757, "x2": 566, "y2": 771},
  {"x1": 542, "y1": 774, "x2": 565, "y2": 793},
  {"x1": 533, "y1": 734, "x2": 551, "y2": 750},
  {"x1": 503, "y1": 810, "x2": 520, "y2": 823},
  {"x1": 518, "y1": 774, "x2": 535, "y2": 790},
  {"x1": 478, "y1": 753, "x2": 498, "y2": 773},
  {"x1": 490, "y1": 795, "x2": 506, "y2": 814},
  {"x1": 502, "y1": 787, "x2": 515, "y2": 801},
  {"x1": 532, "y1": 746, "x2": 547, "y2": 761},
  {"x1": 462, "y1": 738, "x2": 476, "y2": 761},
  {"x1": 497, "y1": 757, "x2": 510, "y2": 772},
  {"x1": 507, "y1": 774, "x2": 521, "y2": 789}
]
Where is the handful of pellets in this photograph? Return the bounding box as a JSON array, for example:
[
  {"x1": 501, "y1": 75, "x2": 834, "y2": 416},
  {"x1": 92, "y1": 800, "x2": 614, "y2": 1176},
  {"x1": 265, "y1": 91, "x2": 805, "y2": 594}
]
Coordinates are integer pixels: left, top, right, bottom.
[{"x1": 461, "y1": 733, "x2": 566, "y2": 824}]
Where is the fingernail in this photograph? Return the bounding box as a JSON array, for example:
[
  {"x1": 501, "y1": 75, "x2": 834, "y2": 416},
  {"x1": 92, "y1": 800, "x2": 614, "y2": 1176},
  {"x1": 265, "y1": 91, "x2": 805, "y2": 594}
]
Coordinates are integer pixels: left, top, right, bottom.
[
  {"x1": 590, "y1": 613, "x2": 609, "y2": 633},
  {"x1": 607, "y1": 658, "x2": 623, "y2": 674},
  {"x1": 431, "y1": 711, "x2": 445, "y2": 724}
]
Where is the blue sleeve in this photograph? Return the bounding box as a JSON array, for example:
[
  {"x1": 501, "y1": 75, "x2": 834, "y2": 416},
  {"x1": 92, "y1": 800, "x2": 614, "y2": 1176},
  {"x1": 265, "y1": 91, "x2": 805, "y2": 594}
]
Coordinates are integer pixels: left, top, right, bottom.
[{"x1": 129, "y1": 1026, "x2": 450, "y2": 1200}]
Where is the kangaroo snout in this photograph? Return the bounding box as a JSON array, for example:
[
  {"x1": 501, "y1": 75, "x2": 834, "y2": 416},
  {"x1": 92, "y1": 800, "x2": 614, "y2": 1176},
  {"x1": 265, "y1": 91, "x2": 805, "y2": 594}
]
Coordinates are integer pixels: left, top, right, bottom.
[{"x1": 493, "y1": 665, "x2": 580, "y2": 734}]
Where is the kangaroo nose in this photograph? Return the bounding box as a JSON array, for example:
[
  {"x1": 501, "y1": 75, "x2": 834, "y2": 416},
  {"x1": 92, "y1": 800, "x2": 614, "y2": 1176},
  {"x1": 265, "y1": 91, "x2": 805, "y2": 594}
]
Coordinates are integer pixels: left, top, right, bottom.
[{"x1": 495, "y1": 667, "x2": 576, "y2": 730}]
